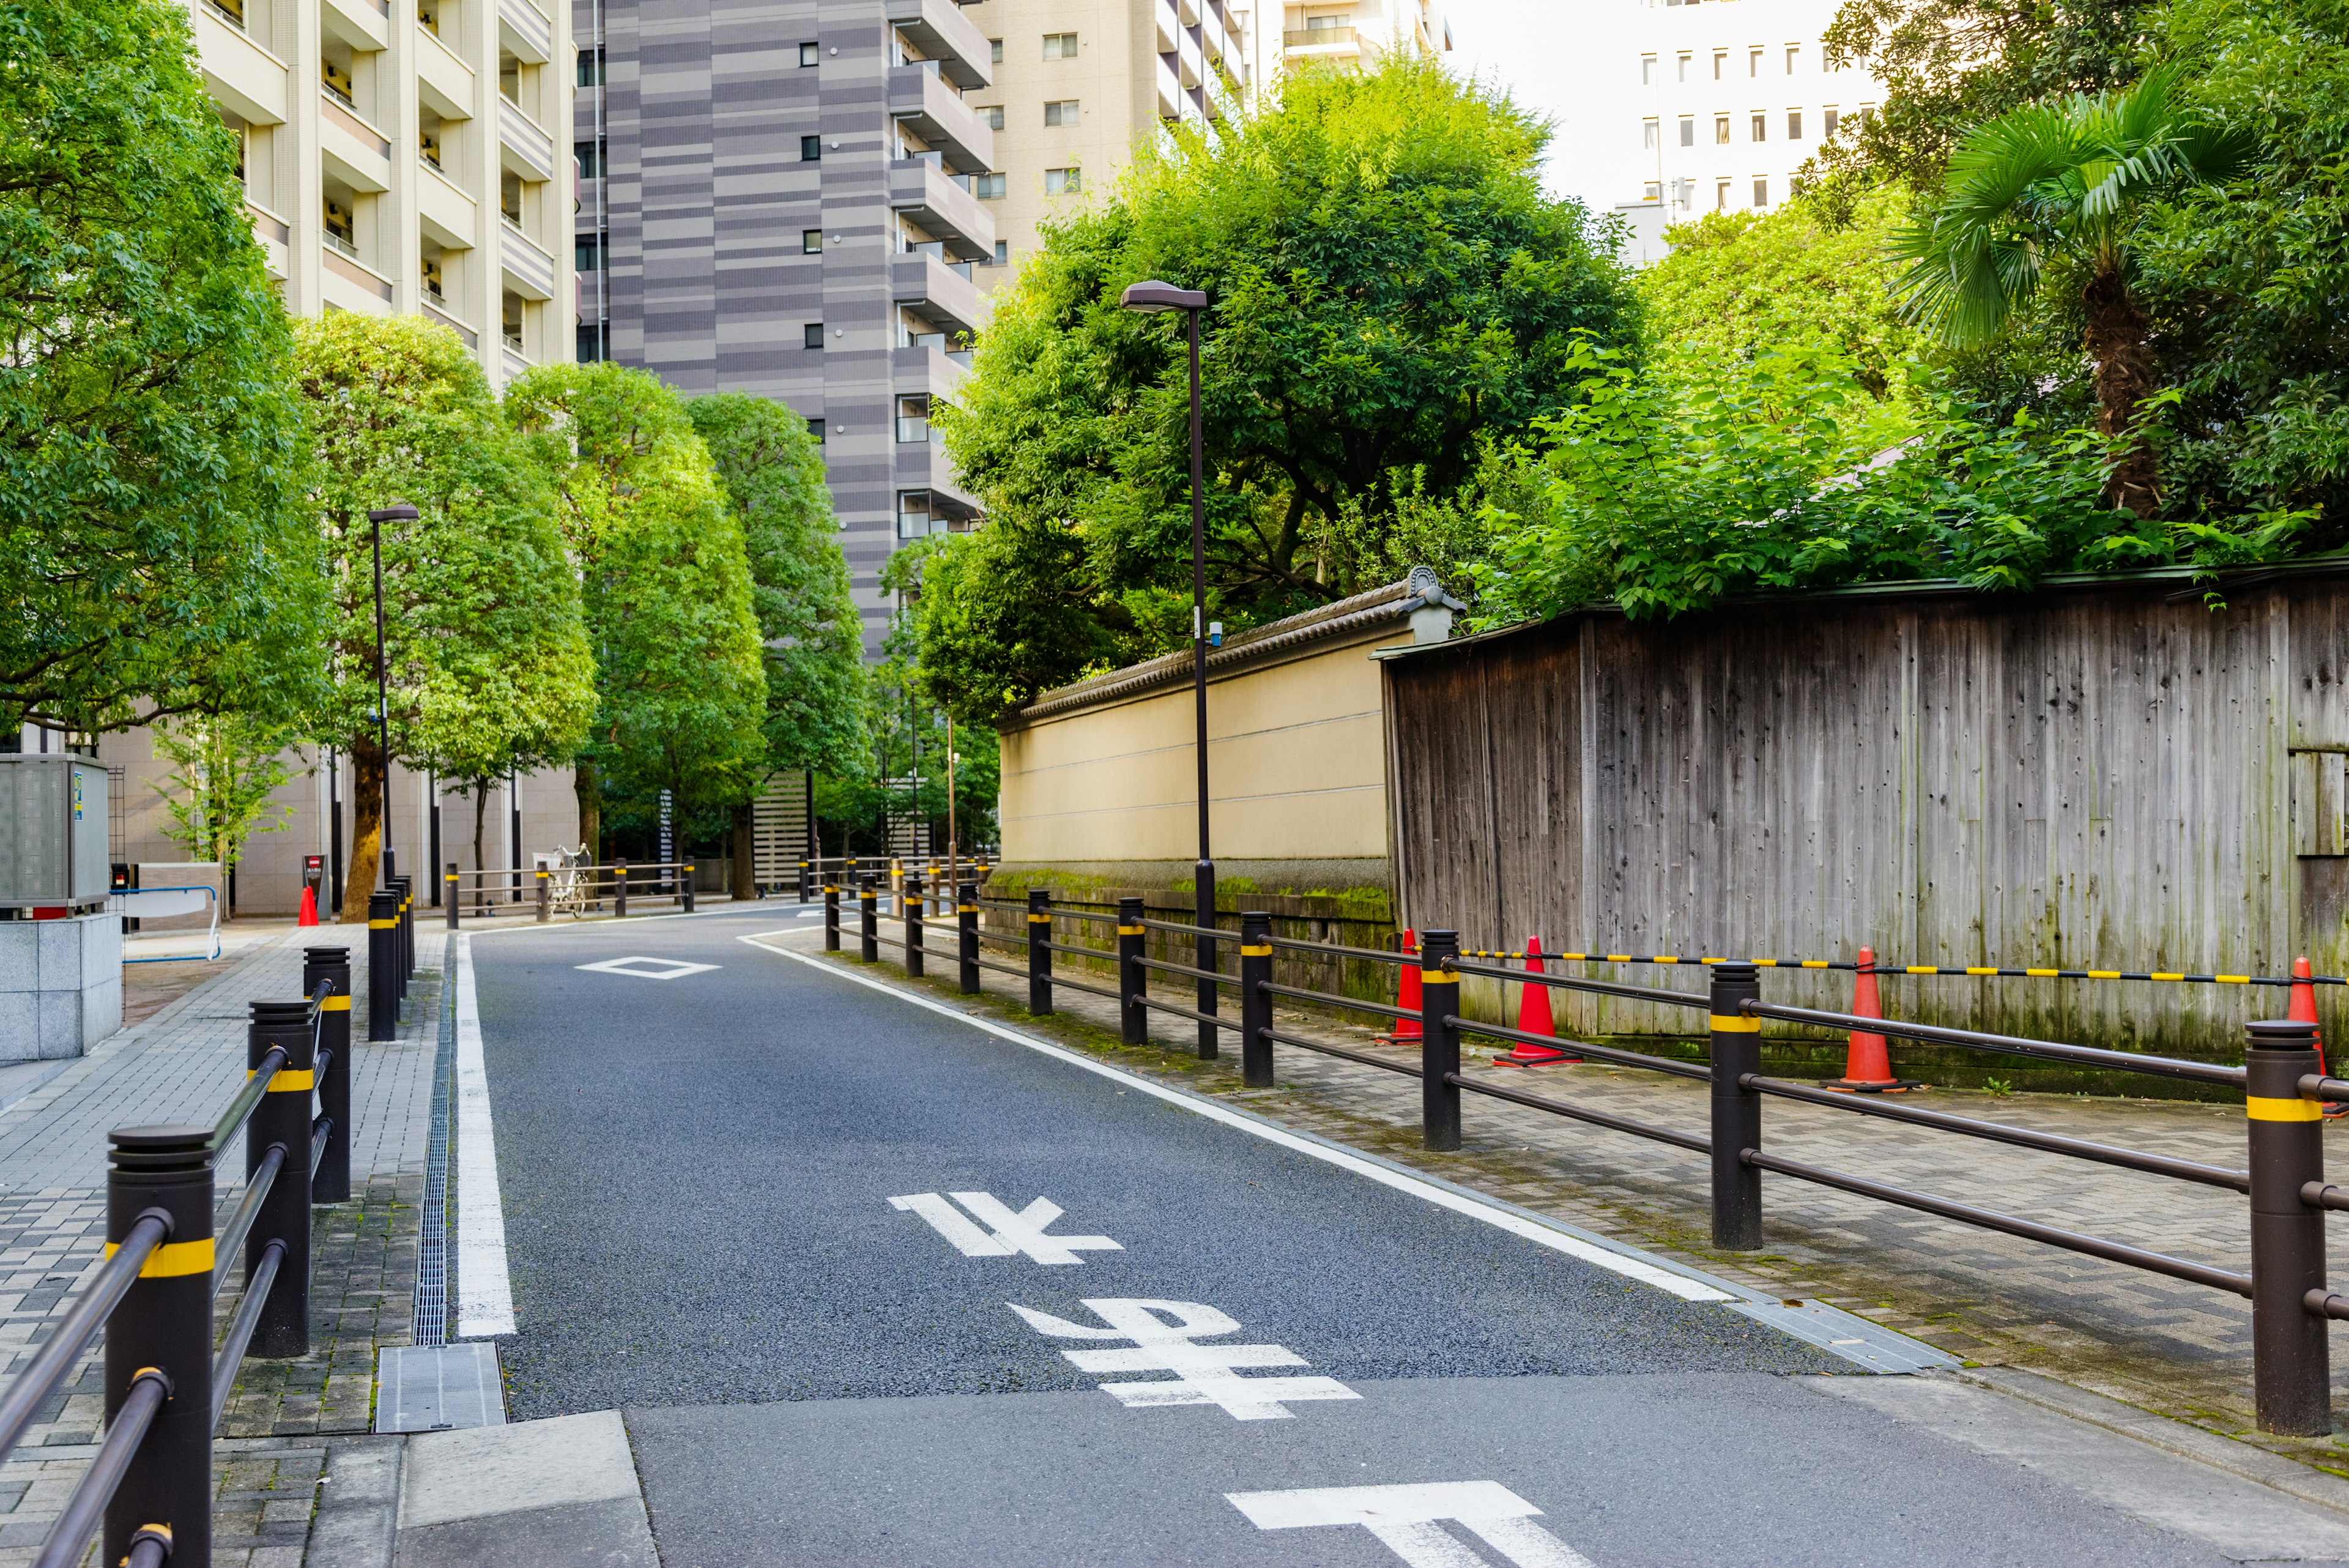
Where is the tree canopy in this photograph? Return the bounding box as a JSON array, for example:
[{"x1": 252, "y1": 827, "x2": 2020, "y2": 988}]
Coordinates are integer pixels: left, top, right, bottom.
[
  {"x1": 0, "y1": 0, "x2": 320, "y2": 737},
  {"x1": 921, "y1": 53, "x2": 1637, "y2": 721}
]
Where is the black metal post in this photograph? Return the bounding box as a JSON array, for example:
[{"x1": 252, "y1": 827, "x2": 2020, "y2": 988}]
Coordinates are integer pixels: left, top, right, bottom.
[
  {"x1": 2247, "y1": 1017, "x2": 2331, "y2": 1434},
  {"x1": 366, "y1": 891, "x2": 398, "y2": 1042},
  {"x1": 1419, "y1": 930, "x2": 1461, "y2": 1150},
  {"x1": 825, "y1": 878, "x2": 841, "y2": 952},
  {"x1": 445, "y1": 863, "x2": 459, "y2": 930},
  {"x1": 303, "y1": 945, "x2": 352, "y2": 1205},
  {"x1": 904, "y1": 871, "x2": 924, "y2": 978},
  {"x1": 859, "y1": 874, "x2": 878, "y2": 962},
  {"x1": 614, "y1": 858, "x2": 628, "y2": 919},
  {"x1": 799, "y1": 858, "x2": 812, "y2": 902},
  {"x1": 681, "y1": 862, "x2": 696, "y2": 914},
  {"x1": 957, "y1": 882, "x2": 979, "y2": 994},
  {"x1": 1027, "y1": 888, "x2": 1053, "y2": 1016},
  {"x1": 1193, "y1": 872, "x2": 1219, "y2": 1060},
  {"x1": 1240, "y1": 911, "x2": 1273, "y2": 1088},
  {"x1": 247, "y1": 1000, "x2": 314, "y2": 1358},
  {"x1": 102, "y1": 1123, "x2": 213, "y2": 1568},
  {"x1": 535, "y1": 868, "x2": 549, "y2": 923},
  {"x1": 1119, "y1": 896, "x2": 1147, "y2": 1046},
  {"x1": 388, "y1": 875, "x2": 411, "y2": 1001},
  {"x1": 1710, "y1": 962, "x2": 1764, "y2": 1249}
]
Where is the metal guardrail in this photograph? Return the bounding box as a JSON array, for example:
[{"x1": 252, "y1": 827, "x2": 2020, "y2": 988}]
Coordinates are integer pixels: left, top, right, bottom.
[
  {"x1": 839, "y1": 888, "x2": 2349, "y2": 1438},
  {"x1": 0, "y1": 948, "x2": 356, "y2": 1567}
]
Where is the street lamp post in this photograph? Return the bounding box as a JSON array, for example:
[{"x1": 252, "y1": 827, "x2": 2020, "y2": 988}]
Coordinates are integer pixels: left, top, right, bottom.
[
  {"x1": 366, "y1": 505, "x2": 418, "y2": 901},
  {"x1": 1119, "y1": 280, "x2": 1218, "y2": 1057}
]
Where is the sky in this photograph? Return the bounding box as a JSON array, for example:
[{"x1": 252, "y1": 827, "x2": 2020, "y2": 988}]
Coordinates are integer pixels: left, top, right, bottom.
[{"x1": 1441, "y1": 0, "x2": 1622, "y2": 217}]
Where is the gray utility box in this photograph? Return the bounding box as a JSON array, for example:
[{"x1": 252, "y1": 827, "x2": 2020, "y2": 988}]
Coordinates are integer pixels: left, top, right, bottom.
[{"x1": 0, "y1": 756, "x2": 110, "y2": 913}]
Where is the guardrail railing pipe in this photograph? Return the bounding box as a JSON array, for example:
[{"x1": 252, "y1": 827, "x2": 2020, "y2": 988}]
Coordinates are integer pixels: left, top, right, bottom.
[
  {"x1": 858, "y1": 874, "x2": 878, "y2": 962},
  {"x1": 303, "y1": 946, "x2": 352, "y2": 1204},
  {"x1": 1420, "y1": 931, "x2": 1461, "y2": 1151},
  {"x1": 1241, "y1": 912, "x2": 1274, "y2": 1088},
  {"x1": 614, "y1": 860, "x2": 629, "y2": 920},
  {"x1": 958, "y1": 882, "x2": 979, "y2": 994},
  {"x1": 1119, "y1": 897, "x2": 1147, "y2": 1045},
  {"x1": 1710, "y1": 962, "x2": 1764, "y2": 1249},
  {"x1": 247, "y1": 1001, "x2": 314, "y2": 1358},
  {"x1": 102, "y1": 1123, "x2": 212, "y2": 1568},
  {"x1": 682, "y1": 863, "x2": 696, "y2": 915},
  {"x1": 2247, "y1": 1017, "x2": 2330, "y2": 1433},
  {"x1": 905, "y1": 871, "x2": 925, "y2": 978},
  {"x1": 366, "y1": 891, "x2": 398, "y2": 1042},
  {"x1": 825, "y1": 879, "x2": 841, "y2": 952},
  {"x1": 1027, "y1": 888, "x2": 1053, "y2": 1016}
]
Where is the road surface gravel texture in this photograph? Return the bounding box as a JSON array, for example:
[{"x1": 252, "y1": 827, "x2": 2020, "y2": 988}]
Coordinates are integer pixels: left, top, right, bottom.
[{"x1": 464, "y1": 908, "x2": 2345, "y2": 1567}]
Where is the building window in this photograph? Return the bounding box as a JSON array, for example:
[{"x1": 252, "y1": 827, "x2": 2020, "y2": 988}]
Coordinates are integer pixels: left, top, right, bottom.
[
  {"x1": 807, "y1": 417, "x2": 826, "y2": 444},
  {"x1": 1642, "y1": 181, "x2": 1661, "y2": 202},
  {"x1": 1751, "y1": 111, "x2": 1766, "y2": 141},
  {"x1": 1641, "y1": 119, "x2": 1657, "y2": 152},
  {"x1": 1045, "y1": 166, "x2": 1080, "y2": 194},
  {"x1": 992, "y1": 239, "x2": 1009, "y2": 266},
  {"x1": 1823, "y1": 106, "x2": 1840, "y2": 137},
  {"x1": 803, "y1": 229, "x2": 823, "y2": 253},
  {"x1": 576, "y1": 139, "x2": 606, "y2": 177},
  {"x1": 1639, "y1": 54, "x2": 1655, "y2": 85},
  {"x1": 574, "y1": 232, "x2": 606, "y2": 271},
  {"x1": 1713, "y1": 50, "x2": 1726, "y2": 80},
  {"x1": 1786, "y1": 43, "x2": 1800, "y2": 73},
  {"x1": 799, "y1": 42, "x2": 819, "y2": 66},
  {"x1": 1045, "y1": 99, "x2": 1079, "y2": 126},
  {"x1": 898, "y1": 491, "x2": 933, "y2": 538},
  {"x1": 1043, "y1": 31, "x2": 1077, "y2": 58},
  {"x1": 577, "y1": 323, "x2": 610, "y2": 362},
  {"x1": 1677, "y1": 52, "x2": 1690, "y2": 82},
  {"x1": 1753, "y1": 177, "x2": 1768, "y2": 207},
  {"x1": 801, "y1": 135, "x2": 822, "y2": 160},
  {"x1": 980, "y1": 105, "x2": 1005, "y2": 130},
  {"x1": 1787, "y1": 109, "x2": 1803, "y2": 139},
  {"x1": 1716, "y1": 179, "x2": 1731, "y2": 209},
  {"x1": 974, "y1": 172, "x2": 1006, "y2": 199},
  {"x1": 1858, "y1": 102, "x2": 1876, "y2": 121},
  {"x1": 1749, "y1": 47, "x2": 1763, "y2": 76},
  {"x1": 990, "y1": 37, "x2": 1003, "y2": 62},
  {"x1": 804, "y1": 322, "x2": 824, "y2": 349},
  {"x1": 420, "y1": 251, "x2": 445, "y2": 300},
  {"x1": 1678, "y1": 116, "x2": 1694, "y2": 147},
  {"x1": 577, "y1": 46, "x2": 604, "y2": 86},
  {"x1": 897, "y1": 395, "x2": 931, "y2": 443},
  {"x1": 1714, "y1": 114, "x2": 1729, "y2": 145}
]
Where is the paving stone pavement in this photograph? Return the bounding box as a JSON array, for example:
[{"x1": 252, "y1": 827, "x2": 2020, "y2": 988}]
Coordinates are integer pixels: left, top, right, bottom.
[
  {"x1": 809, "y1": 923, "x2": 2349, "y2": 1479},
  {"x1": 0, "y1": 926, "x2": 438, "y2": 1566}
]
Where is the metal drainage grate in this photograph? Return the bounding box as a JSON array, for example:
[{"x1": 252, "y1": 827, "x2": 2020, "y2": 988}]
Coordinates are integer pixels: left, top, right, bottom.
[
  {"x1": 411, "y1": 935, "x2": 456, "y2": 1347},
  {"x1": 375, "y1": 1342, "x2": 505, "y2": 1433},
  {"x1": 1726, "y1": 1298, "x2": 1960, "y2": 1374}
]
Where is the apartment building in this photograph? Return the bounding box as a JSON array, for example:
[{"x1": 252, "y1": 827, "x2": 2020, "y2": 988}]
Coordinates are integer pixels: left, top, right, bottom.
[
  {"x1": 1599, "y1": 0, "x2": 1883, "y2": 262},
  {"x1": 957, "y1": 0, "x2": 1256, "y2": 280},
  {"x1": 184, "y1": 0, "x2": 578, "y2": 381},
  {"x1": 1272, "y1": 0, "x2": 1448, "y2": 71}
]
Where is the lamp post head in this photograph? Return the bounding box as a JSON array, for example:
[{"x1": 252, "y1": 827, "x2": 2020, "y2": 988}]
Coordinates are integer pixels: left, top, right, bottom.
[
  {"x1": 367, "y1": 503, "x2": 420, "y2": 524},
  {"x1": 1119, "y1": 280, "x2": 1207, "y2": 314}
]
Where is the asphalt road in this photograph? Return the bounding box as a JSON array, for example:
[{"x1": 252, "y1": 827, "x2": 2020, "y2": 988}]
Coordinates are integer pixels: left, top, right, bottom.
[{"x1": 463, "y1": 907, "x2": 2349, "y2": 1568}]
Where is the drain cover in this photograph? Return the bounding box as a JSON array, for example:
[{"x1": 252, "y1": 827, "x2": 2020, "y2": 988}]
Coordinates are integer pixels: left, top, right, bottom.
[{"x1": 376, "y1": 1343, "x2": 506, "y2": 1432}]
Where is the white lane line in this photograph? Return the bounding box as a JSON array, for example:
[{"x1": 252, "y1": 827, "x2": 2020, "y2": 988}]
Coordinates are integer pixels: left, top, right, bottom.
[
  {"x1": 738, "y1": 931, "x2": 1732, "y2": 1303},
  {"x1": 452, "y1": 932, "x2": 518, "y2": 1336}
]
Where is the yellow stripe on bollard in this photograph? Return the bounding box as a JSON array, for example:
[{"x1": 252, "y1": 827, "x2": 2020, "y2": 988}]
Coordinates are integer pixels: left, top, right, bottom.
[
  {"x1": 247, "y1": 1068, "x2": 315, "y2": 1092},
  {"x1": 321, "y1": 996, "x2": 351, "y2": 1012},
  {"x1": 103, "y1": 1238, "x2": 215, "y2": 1277},
  {"x1": 2249, "y1": 1096, "x2": 2325, "y2": 1122},
  {"x1": 1117, "y1": 924, "x2": 1143, "y2": 935},
  {"x1": 1241, "y1": 945, "x2": 1272, "y2": 957},
  {"x1": 1709, "y1": 1014, "x2": 1762, "y2": 1033}
]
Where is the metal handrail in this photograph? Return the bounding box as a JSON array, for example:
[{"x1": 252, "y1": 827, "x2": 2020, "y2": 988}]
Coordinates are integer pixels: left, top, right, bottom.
[
  {"x1": 1261, "y1": 1027, "x2": 1422, "y2": 1077},
  {"x1": 1446, "y1": 1070, "x2": 1709, "y2": 1154},
  {"x1": 31, "y1": 1369, "x2": 169, "y2": 1568},
  {"x1": 0, "y1": 1214, "x2": 168, "y2": 1458},
  {"x1": 1448, "y1": 1013, "x2": 1712, "y2": 1082},
  {"x1": 1451, "y1": 957, "x2": 1711, "y2": 1011},
  {"x1": 1261, "y1": 980, "x2": 1417, "y2": 1024},
  {"x1": 1132, "y1": 953, "x2": 1238, "y2": 989},
  {"x1": 212, "y1": 1044, "x2": 288, "y2": 1149},
  {"x1": 1740, "y1": 998, "x2": 2248, "y2": 1087},
  {"x1": 213, "y1": 1145, "x2": 285, "y2": 1300},
  {"x1": 212, "y1": 1241, "x2": 286, "y2": 1430}
]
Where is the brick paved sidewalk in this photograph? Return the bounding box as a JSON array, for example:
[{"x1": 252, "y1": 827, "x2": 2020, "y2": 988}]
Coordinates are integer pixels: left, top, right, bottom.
[
  {"x1": 800, "y1": 928, "x2": 2349, "y2": 1481},
  {"x1": 0, "y1": 928, "x2": 439, "y2": 1567}
]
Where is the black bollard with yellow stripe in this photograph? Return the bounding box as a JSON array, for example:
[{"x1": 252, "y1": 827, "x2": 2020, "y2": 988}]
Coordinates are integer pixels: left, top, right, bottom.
[
  {"x1": 1419, "y1": 930, "x2": 1461, "y2": 1150},
  {"x1": 904, "y1": 871, "x2": 925, "y2": 978},
  {"x1": 388, "y1": 875, "x2": 412, "y2": 1003},
  {"x1": 247, "y1": 1000, "x2": 315, "y2": 1358},
  {"x1": 1240, "y1": 911, "x2": 1274, "y2": 1088},
  {"x1": 858, "y1": 874, "x2": 878, "y2": 962},
  {"x1": 102, "y1": 1122, "x2": 213, "y2": 1568},
  {"x1": 1026, "y1": 888, "x2": 1053, "y2": 1016},
  {"x1": 957, "y1": 882, "x2": 979, "y2": 994},
  {"x1": 1709, "y1": 962, "x2": 1764, "y2": 1249},
  {"x1": 2246, "y1": 1017, "x2": 2330, "y2": 1433},
  {"x1": 445, "y1": 863, "x2": 460, "y2": 930},
  {"x1": 303, "y1": 946, "x2": 353, "y2": 1204},
  {"x1": 824, "y1": 879, "x2": 841, "y2": 951},
  {"x1": 682, "y1": 863, "x2": 696, "y2": 914},
  {"x1": 366, "y1": 891, "x2": 398, "y2": 1042},
  {"x1": 1118, "y1": 897, "x2": 1147, "y2": 1045}
]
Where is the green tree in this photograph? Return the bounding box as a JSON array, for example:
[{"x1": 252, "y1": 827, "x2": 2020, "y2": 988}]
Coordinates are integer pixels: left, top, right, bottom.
[
  {"x1": 507, "y1": 364, "x2": 766, "y2": 860},
  {"x1": 0, "y1": 0, "x2": 321, "y2": 738},
  {"x1": 297, "y1": 314, "x2": 596, "y2": 921},
  {"x1": 148, "y1": 713, "x2": 304, "y2": 896},
  {"x1": 927, "y1": 53, "x2": 1638, "y2": 718},
  {"x1": 687, "y1": 393, "x2": 868, "y2": 896},
  {"x1": 1891, "y1": 66, "x2": 2251, "y2": 512}
]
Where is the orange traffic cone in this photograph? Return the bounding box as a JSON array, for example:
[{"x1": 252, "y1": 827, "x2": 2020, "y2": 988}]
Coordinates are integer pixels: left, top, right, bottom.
[
  {"x1": 297, "y1": 885, "x2": 319, "y2": 927},
  {"x1": 1824, "y1": 946, "x2": 1918, "y2": 1092},
  {"x1": 1497, "y1": 937, "x2": 1580, "y2": 1065},
  {"x1": 1379, "y1": 930, "x2": 1422, "y2": 1043},
  {"x1": 2289, "y1": 957, "x2": 2345, "y2": 1117}
]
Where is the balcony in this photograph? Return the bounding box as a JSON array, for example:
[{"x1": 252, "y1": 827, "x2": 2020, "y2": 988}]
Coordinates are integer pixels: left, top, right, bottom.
[
  {"x1": 498, "y1": 98, "x2": 555, "y2": 179},
  {"x1": 888, "y1": 158, "x2": 996, "y2": 262},
  {"x1": 498, "y1": 0, "x2": 552, "y2": 62},
  {"x1": 891, "y1": 251, "x2": 982, "y2": 341},
  {"x1": 887, "y1": 63, "x2": 993, "y2": 175},
  {"x1": 321, "y1": 94, "x2": 392, "y2": 191},
  {"x1": 886, "y1": 0, "x2": 992, "y2": 89},
  {"x1": 195, "y1": 7, "x2": 289, "y2": 128},
  {"x1": 499, "y1": 225, "x2": 555, "y2": 300},
  {"x1": 1285, "y1": 25, "x2": 1360, "y2": 50},
  {"x1": 418, "y1": 163, "x2": 477, "y2": 250}
]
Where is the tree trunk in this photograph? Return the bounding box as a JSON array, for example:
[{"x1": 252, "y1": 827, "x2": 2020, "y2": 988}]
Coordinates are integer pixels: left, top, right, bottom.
[
  {"x1": 574, "y1": 759, "x2": 601, "y2": 860},
  {"x1": 2082, "y1": 265, "x2": 2159, "y2": 516},
  {"x1": 732, "y1": 799, "x2": 756, "y2": 901},
  {"x1": 339, "y1": 732, "x2": 384, "y2": 924},
  {"x1": 472, "y1": 787, "x2": 491, "y2": 915}
]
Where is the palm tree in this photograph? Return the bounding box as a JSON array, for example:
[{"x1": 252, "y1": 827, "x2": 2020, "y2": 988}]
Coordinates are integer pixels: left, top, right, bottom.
[{"x1": 1891, "y1": 66, "x2": 2251, "y2": 515}]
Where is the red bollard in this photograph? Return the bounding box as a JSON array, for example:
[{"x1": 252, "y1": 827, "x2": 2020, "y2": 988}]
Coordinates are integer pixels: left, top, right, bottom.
[
  {"x1": 1379, "y1": 929, "x2": 1422, "y2": 1043},
  {"x1": 1824, "y1": 945, "x2": 1918, "y2": 1092},
  {"x1": 1497, "y1": 937, "x2": 1579, "y2": 1066}
]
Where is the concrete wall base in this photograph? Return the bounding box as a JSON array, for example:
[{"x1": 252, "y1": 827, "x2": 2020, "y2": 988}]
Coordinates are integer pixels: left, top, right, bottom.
[{"x1": 0, "y1": 911, "x2": 122, "y2": 1061}]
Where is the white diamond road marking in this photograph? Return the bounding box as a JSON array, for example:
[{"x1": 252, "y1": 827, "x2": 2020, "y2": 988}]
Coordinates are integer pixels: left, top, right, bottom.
[
  {"x1": 889, "y1": 1191, "x2": 1123, "y2": 1265},
  {"x1": 1225, "y1": 1482, "x2": 1596, "y2": 1568},
  {"x1": 1011, "y1": 1298, "x2": 1359, "y2": 1420},
  {"x1": 574, "y1": 956, "x2": 719, "y2": 980}
]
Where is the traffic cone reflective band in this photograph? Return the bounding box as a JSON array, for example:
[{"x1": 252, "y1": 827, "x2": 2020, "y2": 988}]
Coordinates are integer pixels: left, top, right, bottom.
[
  {"x1": 1379, "y1": 930, "x2": 1422, "y2": 1043},
  {"x1": 297, "y1": 886, "x2": 319, "y2": 927},
  {"x1": 1824, "y1": 946, "x2": 1919, "y2": 1093},
  {"x1": 2290, "y1": 956, "x2": 2346, "y2": 1118},
  {"x1": 1497, "y1": 937, "x2": 1579, "y2": 1066}
]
